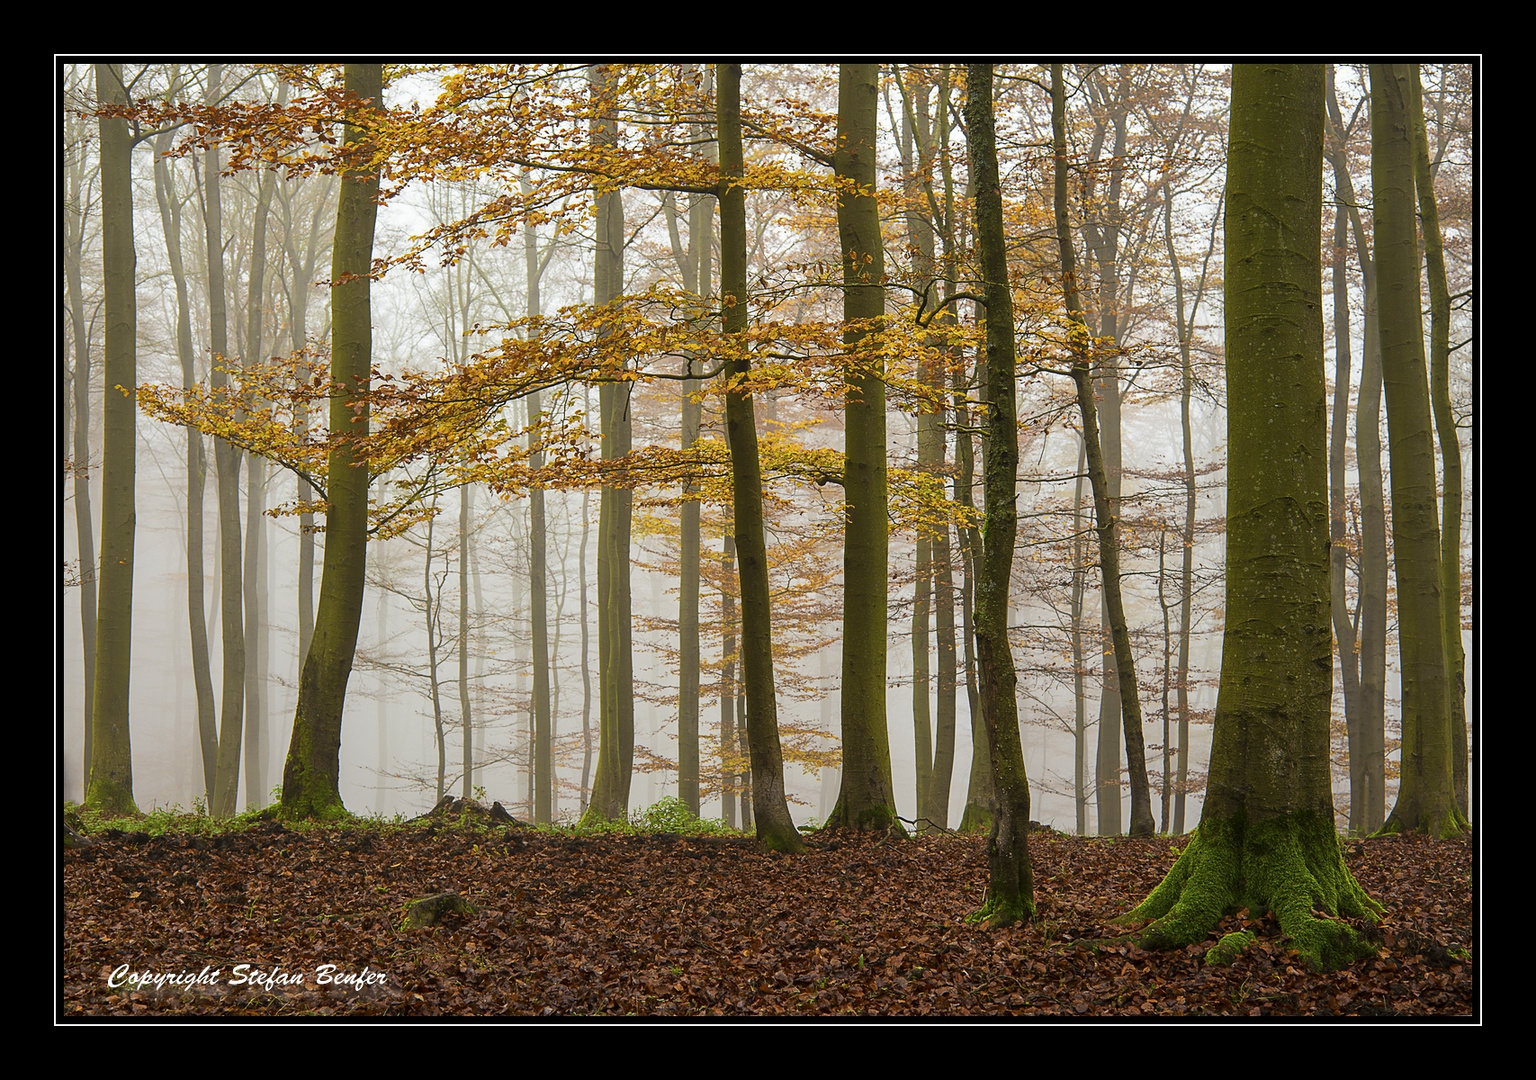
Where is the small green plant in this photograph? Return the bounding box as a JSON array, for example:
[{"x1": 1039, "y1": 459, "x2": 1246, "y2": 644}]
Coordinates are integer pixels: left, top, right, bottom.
[
  {"x1": 631, "y1": 797, "x2": 733, "y2": 837},
  {"x1": 473, "y1": 784, "x2": 488, "y2": 803}
]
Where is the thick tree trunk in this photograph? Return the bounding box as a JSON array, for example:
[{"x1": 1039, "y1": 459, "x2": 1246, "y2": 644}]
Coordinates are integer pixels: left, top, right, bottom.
[
  {"x1": 1128, "y1": 65, "x2": 1381, "y2": 971},
  {"x1": 280, "y1": 64, "x2": 383, "y2": 819}
]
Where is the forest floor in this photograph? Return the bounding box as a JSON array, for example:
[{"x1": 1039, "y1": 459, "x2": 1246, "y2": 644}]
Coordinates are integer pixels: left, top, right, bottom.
[{"x1": 61, "y1": 813, "x2": 1475, "y2": 1019}]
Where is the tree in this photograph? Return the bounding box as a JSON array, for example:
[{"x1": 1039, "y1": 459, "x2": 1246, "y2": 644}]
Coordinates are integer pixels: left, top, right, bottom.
[
  {"x1": 204, "y1": 63, "x2": 249, "y2": 819},
  {"x1": 716, "y1": 63, "x2": 804, "y2": 853},
  {"x1": 1372, "y1": 64, "x2": 1466, "y2": 839},
  {"x1": 85, "y1": 63, "x2": 138, "y2": 815},
  {"x1": 63, "y1": 69, "x2": 99, "y2": 790},
  {"x1": 150, "y1": 117, "x2": 220, "y2": 807},
  {"x1": 1410, "y1": 65, "x2": 1468, "y2": 819},
  {"x1": 279, "y1": 64, "x2": 384, "y2": 819},
  {"x1": 1051, "y1": 64, "x2": 1156, "y2": 837},
  {"x1": 827, "y1": 63, "x2": 902, "y2": 833},
  {"x1": 965, "y1": 62, "x2": 1034, "y2": 927},
  {"x1": 1324, "y1": 67, "x2": 1388, "y2": 832},
  {"x1": 1126, "y1": 64, "x2": 1382, "y2": 971},
  {"x1": 582, "y1": 65, "x2": 636, "y2": 824}
]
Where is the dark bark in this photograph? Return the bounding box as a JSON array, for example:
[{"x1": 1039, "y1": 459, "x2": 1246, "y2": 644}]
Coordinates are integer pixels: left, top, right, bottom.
[{"x1": 965, "y1": 63, "x2": 1033, "y2": 927}]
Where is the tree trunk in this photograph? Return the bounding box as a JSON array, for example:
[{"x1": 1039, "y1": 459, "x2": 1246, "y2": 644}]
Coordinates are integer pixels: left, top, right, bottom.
[
  {"x1": 524, "y1": 185, "x2": 552, "y2": 823},
  {"x1": 1409, "y1": 65, "x2": 1468, "y2": 819},
  {"x1": 583, "y1": 65, "x2": 634, "y2": 824},
  {"x1": 151, "y1": 127, "x2": 219, "y2": 806},
  {"x1": 1071, "y1": 440, "x2": 1089, "y2": 836},
  {"x1": 965, "y1": 63, "x2": 1033, "y2": 927},
  {"x1": 64, "y1": 114, "x2": 98, "y2": 791},
  {"x1": 205, "y1": 64, "x2": 247, "y2": 819},
  {"x1": 716, "y1": 63, "x2": 803, "y2": 853},
  {"x1": 280, "y1": 64, "x2": 383, "y2": 820},
  {"x1": 244, "y1": 162, "x2": 277, "y2": 810},
  {"x1": 86, "y1": 63, "x2": 137, "y2": 815},
  {"x1": 828, "y1": 63, "x2": 901, "y2": 833},
  {"x1": 1128, "y1": 65, "x2": 1381, "y2": 971},
  {"x1": 719, "y1": 531, "x2": 738, "y2": 828},
  {"x1": 1052, "y1": 64, "x2": 1155, "y2": 838},
  {"x1": 1373, "y1": 64, "x2": 1465, "y2": 839}
]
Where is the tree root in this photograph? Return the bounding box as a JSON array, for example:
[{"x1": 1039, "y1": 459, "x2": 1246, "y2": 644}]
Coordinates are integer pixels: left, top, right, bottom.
[{"x1": 1124, "y1": 810, "x2": 1384, "y2": 972}]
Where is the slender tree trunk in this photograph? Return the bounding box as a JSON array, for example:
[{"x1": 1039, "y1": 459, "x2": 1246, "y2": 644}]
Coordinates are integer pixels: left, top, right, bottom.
[
  {"x1": 425, "y1": 506, "x2": 446, "y2": 803},
  {"x1": 1071, "y1": 441, "x2": 1089, "y2": 835},
  {"x1": 1158, "y1": 133, "x2": 1215, "y2": 837},
  {"x1": 280, "y1": 64, "x2": 383, "y2": 819},
  {"x1": 716, "y1": 63, "x2": 803, "y2": 852},
  {"x1": 1329, "y1": 200, "x2": 1366, "y2": 830},
  {"x1": 579, "y1": 481, "x2": 593, "y2": 812},
  {"x1": 86, "y1": 63, "x2": 137, "y2": 815},
  {"x1": 1410, "y1": 65, "x2": 1468, "y2": 818},
  {"x1": 583, "y1": 65, "x2": 634, "y2": 823},
  {"x1": 524, "y1": 185, "x2": 553, "y2": 822},
  {"x1": 1325, "y1": 71, "x2": 1387, "y2": 832},
  {"x1": 1052, "y1": 63, "x2": 1155, "y2": 837},
  {"x1": 461, "y1": 483, "x2": 476, "y2": 802},
  {"x1": 282, "y1": 174, "x2": 332, "y2": 671},
  {"x1": 1373, "y1": 64, "x2": 1464, "y2": 838},
  {"x1": 244, "y1": 162, "x2": 277, "y2": 810},
  {"x1": 205, "y1": 64, "x2": 247, "y2": 818},
  {"x1": 1082, "y1": 70, "x2": 1130, "y2": 838},
  {"x1": 1322, "y1": 71, "x2": 1365, "y2": 831},
  {"x1": 828, "y1": 63, "x2": 901, "y2": 833},
  {"x1": 64, "y1": 126, "x2": 98, "y2": 790},
  {"x1": 956, "y1": 316, "x2": 990, "y2": 834},
  {"x1": 965, "y1": 63, "x2": 1033, "y2": 927},
  {"x1": 719, "y1": 531, "x2": 738, "y2": 828},
  {"x1": 666, "y1": 68, "x2": 714, "y2": 816},
  {"x1": 151, "y1": 128, "x2": 219, "y2": 806}
]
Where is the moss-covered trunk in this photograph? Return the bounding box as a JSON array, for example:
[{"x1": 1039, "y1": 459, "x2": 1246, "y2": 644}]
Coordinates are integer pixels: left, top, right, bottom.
[
  {"x1": 279, "y1": 64, "x2": 382, "y2": 821},
  {"x1": 1127, "y1": 64, "x2": 1381, "y2": 971},
  {"x1": 965, "y1": 63, "x2": 1033, "y2": 927}
]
